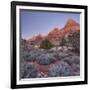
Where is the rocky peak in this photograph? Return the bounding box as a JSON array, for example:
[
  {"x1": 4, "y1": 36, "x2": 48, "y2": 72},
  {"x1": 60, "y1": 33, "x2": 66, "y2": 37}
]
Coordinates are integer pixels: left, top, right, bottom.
[
  {"x1": 24, "y1": 19, "x2": 80, "y2": 46},
  {"x1": 64, "y1": 19, "x2": 79, "y2": 28},
  {"x1": 28, "y1": 34, "x2": 44, "y2": 46}
]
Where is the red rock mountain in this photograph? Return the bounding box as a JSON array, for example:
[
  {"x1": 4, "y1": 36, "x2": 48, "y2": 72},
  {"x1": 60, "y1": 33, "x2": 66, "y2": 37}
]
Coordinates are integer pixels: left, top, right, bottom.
[
  {"x1": 28, "y1": 34, "x2": 44, "y2": 46},
  {"x1": 64, "y1": 19, "x2": 79, "y2": 28},
  {"x1": 26, "y1": 19, "x2": 80, "y2": 46},
  {"x1": 47, "y1": 28, "x2": 65, "y2": 45},
  {"x1": 63, "y1": 19, "x2": 80, "y2": 33},
  {"x1": 47, "y1": 19, "x2": 80, "y2": 45}
]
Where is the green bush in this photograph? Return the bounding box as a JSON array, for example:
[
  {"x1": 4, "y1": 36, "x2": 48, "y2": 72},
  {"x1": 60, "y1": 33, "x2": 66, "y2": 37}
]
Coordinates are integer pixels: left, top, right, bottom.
[
  {"x1": 60, "y1": 37, "x2": 66, "y2": 46},
  {"x1": 40, "y1": 39, "x2": 53, "y2": 49}
]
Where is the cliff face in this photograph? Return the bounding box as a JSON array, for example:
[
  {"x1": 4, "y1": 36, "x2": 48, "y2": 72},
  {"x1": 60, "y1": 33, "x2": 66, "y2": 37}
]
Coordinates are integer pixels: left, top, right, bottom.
[
  {"x1": 28, "y1": 34, "x2": 44, "y2": 46},
  {"x1": 47, "y1": 19, "x2": 80, "y2": 45},
  {"x1": 63, "y1": 19, "x2": 80, "y2": 33},
  {"x1": 22, "y1": 19, "x2": 80, "y2": 46},
  {"x1": 47, "y1": 28, "x2": 65, "y2": 45}
]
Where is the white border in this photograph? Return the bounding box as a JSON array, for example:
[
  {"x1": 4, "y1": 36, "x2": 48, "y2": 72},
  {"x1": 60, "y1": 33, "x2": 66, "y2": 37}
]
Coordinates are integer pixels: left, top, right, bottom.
[{"x1": 16, "y1": 5, "x2": 85, "y2": 85}]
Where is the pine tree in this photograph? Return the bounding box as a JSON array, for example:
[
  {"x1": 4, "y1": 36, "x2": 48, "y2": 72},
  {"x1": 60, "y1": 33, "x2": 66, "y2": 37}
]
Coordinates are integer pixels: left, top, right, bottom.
[
  {"x1": 40, "y1": 39, "x2": 53, "y2": 49},
  {"x1": 60, "y1": 37, "x2": 66, "y2": 47},
  {"x1": 68, "y1": 30, "x2": 80, "y2": 53}
]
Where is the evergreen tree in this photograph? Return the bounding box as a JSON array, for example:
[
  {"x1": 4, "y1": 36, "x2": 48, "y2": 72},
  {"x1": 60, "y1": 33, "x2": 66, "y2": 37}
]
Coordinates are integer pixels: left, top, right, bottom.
[
  {"x1": 68, "y1": 30, "x2": 80, "y2": 53},
  {"x1": 40, "y1": 39, "x2": 53, "y2": 49},
  {"x1": 60, "y1": 37, "x2": 66, "y2": 46}
]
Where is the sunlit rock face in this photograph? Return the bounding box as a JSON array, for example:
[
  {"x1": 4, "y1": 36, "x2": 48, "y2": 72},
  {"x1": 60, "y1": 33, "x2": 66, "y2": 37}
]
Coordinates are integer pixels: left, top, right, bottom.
[
  {"x1": 47, "y1": 19, "x2": 80, "y2": 45},
  {"x1": 22, "y1": 19, "x2": 80, "y2": 46}
]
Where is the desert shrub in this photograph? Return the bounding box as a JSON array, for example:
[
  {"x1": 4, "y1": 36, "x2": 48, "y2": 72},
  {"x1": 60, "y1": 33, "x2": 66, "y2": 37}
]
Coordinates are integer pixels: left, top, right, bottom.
[
  {"x1": 63, "y1": 56, "x2": 80, "y2": 76},
  {"x1": 63, "y1": 56, "x2": 80, "y2": 65},
  {"x1": 20, "y1": 62, "x2": 26, "y2": 79},
  {"x1": 57, "y1": 52, "x2": 69, "y2": 60},
  {"x1": 71, "y1": 63, "x2": 80, "y2": 76},
  {"x1": 25, "y1": 49, "x2": 42, "y2": 62},
  {"x1": 20, "y1": 63, "x2": 38, "y2": 78},
  {"x1": 50, "y1": 52, "x2": 58, "y2": 58},
  {"x1": 71, "y1": 56, "x2": 80, "y2": 64},
  {"x1": 68, "y1": 30, "x2": 80, "y2": 53},
  {"x1": 63, "y1": 57, "x2": 72, "y2": 65},
  {"x1": 48, "y1": 61, "x2": 72, "y2": 77},
  {"x1": 37, "y1": 53, "x2": 56, "y2": 65},
  {"x1": 20, "y1": 48, "x2": 30, "y2": 62},
  {"x1": 40, "y1": 39, "x2": 53, "y2": 49}
]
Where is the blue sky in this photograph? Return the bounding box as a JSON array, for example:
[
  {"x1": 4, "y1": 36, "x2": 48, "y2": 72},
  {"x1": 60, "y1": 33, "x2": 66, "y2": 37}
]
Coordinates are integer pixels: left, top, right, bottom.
[{"x1": 20, "y1": 10, "x2": 80, "y2": 39}]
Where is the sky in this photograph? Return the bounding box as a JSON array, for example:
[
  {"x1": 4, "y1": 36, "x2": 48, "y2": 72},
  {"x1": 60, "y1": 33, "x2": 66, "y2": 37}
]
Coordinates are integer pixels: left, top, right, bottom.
[{"x1": 20, "y1": 10, "x2": 80, "y2": 39}]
